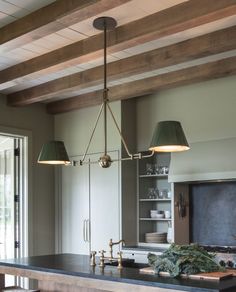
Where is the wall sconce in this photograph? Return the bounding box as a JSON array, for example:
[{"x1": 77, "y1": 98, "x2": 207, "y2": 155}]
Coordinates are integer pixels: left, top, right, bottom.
[{"x1": 175, "y1": 193, "x2": 187, "y2": 218}]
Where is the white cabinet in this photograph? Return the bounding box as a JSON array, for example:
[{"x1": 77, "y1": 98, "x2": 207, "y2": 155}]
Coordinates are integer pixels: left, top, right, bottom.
[
  {"x1": 60, "y1": 151, "x2": 120, "y2": 255},
  {"x1": 61, "y1": 161, "x2": 90, "y2": 254},
  {"x1": 89, "y1": 151, "x2": 120, "y2": 253}
]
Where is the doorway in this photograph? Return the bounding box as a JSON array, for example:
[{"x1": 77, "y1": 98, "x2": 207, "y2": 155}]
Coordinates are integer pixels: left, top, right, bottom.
[{"x1": 0, "y1": 134, "x2": 27, "y2": 286}]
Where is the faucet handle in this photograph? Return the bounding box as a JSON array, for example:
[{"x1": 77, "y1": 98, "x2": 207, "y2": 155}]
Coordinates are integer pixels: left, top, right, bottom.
[
  {"x1": 117, "y1": 251, "x2": 123, "y2": 269},
  {"x1": 117, "y1": 251, "x2": 123, "y2": 257},
  {"x1": 99, "y1": 250, "x2": 106, "y2": 268},
  {"x1": 90, "y1": 251, "x2": 96, "y2": 266},
  {"x1": 99, "y1": 250, "x2": 106, "y2": 257}
]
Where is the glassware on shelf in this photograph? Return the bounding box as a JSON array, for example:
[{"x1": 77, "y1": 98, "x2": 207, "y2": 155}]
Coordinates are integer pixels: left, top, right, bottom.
[
  {"x1": 158, "y1": 165, "x2": 163, "y2": 174},
  {"x1": 164, "y1": 210, "x2": 171, "y2": 219},
  {"x1": 147, "y1": 188, "x2": 154, "y2": 199},
  {"x1": 146, "y1": 163, "x2": 153, "y2": 175},
  {"x1": 153, "y1": 188, "x2": 159, "y2": 198},
  {"x1": 147, "y1": 187, "x2": 158, "y2": 199},
  {"x1": 167, "y1": 190, "x2": 172, "y2": 199},
  {"x1": 158, "y1": 189, "x2": 168, "y2": 199},
  {"x1": 154, "y1": 164, "x2": 159, "y2": 174},
  {"x1": 162, "y1": 166, "x2": 169, "y2": 174},
  {"x1": 154, "y1": 164, "x2": 163, "y2": 175}
]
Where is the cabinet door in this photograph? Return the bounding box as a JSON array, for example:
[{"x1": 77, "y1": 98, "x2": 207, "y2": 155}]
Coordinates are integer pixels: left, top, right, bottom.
[
  {"x1": 89, "y1": 151, "x2": 120, "y2": 254},
  {"x1": 61, "y1": 160, "x2": 90, "y2": 255}
]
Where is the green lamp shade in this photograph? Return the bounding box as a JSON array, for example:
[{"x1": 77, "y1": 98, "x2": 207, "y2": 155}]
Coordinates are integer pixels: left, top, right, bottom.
[
  {"x1": 37, "y1": 141, "x2": 70, "y2": 165},
  {"x1": 149, "y1": 121, "x2": 190, "y2": 152}
]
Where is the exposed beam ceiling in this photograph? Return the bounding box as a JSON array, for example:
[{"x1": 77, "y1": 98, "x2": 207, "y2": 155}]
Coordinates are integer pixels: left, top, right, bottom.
[
  {"x1": 47, "y1": 56, "x2": 236, "y2": 114},
  {"x1": 0, "y1": 0, "x2": 131, "y2": 51},
  {"x1": 1, "y1": 0, "x2": 236, "y2": 86},
  {"x1": 0, "y1": 0, "x2": 235, "y2": 114},
  {"x1": 7, "y1": 25, "x2": 236, "y2": 106}
]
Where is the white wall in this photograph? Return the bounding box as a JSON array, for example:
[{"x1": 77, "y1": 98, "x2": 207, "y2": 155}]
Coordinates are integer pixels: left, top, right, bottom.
[
  {"x1": 0, "y1": 95, "x2": 55, "y2": 256},
  {"x1": 136, "y1": 75, "x2": 236, "y2": 151}
]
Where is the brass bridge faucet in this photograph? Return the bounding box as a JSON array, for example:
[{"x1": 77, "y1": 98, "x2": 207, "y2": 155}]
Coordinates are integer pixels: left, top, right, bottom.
[
  {"x1": 109, "y1": 238, "x2": 125, "y2": 259},
  {"x1": 92, "y1": 238, "x2": 125, "y2": 269}
]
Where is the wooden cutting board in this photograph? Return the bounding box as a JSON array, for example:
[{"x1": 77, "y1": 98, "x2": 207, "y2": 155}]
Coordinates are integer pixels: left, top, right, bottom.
[
  {"x1": 228, "y1": 269, "x2": 236, "y2": 277},
  {"x1": 139, "y1": 266, "x2": 234, "y2": 281}
]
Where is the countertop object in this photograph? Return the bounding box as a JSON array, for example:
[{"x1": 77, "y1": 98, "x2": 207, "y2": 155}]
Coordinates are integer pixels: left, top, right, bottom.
[
  {"x1": 0, "y1": 254, "x2": 236, "y2": 292},
  {"x1": 139, "y1": 266, "x2": 235, "y2": 280}
]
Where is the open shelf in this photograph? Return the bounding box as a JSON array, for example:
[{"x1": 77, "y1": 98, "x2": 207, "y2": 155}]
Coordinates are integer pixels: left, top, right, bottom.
[
  {"x1": 138, "y1": 242, "x2": 170, "y2": 248},
  {"x1": 139, "y1": 198, "x2": 171, "y2": 202},
  {"x1": 137, "y1": 152, "x2": 173, "y2": 246},
  {"x1": 139, "y1": 218, "x2": 171, "y2": 221},
  {"x1": 139, "y1": 174, "x2": 168, "y2": 178}
]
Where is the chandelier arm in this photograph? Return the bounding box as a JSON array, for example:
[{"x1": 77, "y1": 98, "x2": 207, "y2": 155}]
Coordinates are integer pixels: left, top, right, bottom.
[
  {"x1": 141, "y1": 150, "x2": 155, "y2": 158},
  {"x1": 72, "y1": 149, "x2": 154, "y2": 166},
  {"x1": 114, "y1": 150, "x2": 155, "y2": 161},
  {"x1": 107, "y1": 102, "x2": 133, "y2": 158},
  {"x1": 80, "y1": 102, "x2": 105, "y2": 165},
  {"x1": 73, "y1": 150, "x2": 155, "y2": 166}
]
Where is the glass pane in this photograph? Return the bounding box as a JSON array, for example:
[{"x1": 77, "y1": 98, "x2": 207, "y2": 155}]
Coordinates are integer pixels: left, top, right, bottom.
[{"x1": 0, "y1": 136, "x2": 15, "y2": 286}]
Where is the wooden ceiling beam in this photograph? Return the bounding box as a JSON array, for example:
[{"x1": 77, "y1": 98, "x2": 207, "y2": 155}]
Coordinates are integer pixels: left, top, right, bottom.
[
  {"x1": 1, "y1": 0, "x2": 236, "y2": 85},
  {"x1": 0, "y1": 0, "x2": 130, "y2": 51},
  {"x1": 46, "y1": 56, "x2": 236, "y2": 114},
  {"x1": 7, "y1": 25, "x2": 236, "y2": 106}
]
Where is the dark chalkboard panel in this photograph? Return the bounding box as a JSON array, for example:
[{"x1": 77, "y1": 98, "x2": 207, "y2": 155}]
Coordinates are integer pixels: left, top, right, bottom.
[{"x1": 190, "y1": 182, "x2": 236, "y2": 246}]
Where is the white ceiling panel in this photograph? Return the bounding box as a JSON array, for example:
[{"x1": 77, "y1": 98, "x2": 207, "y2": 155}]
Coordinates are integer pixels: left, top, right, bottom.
[
  {"x1": 0, "y1": 0, "x2": 56, "y2": 27},
  {"x1": 3, "y1": 0, "x2": 56, "y2": 12}
]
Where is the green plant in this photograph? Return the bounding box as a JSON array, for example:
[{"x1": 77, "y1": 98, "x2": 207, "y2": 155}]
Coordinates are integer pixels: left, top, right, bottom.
[{"x1": 148, "y1": 243, "x2": 224, "y2": 278}]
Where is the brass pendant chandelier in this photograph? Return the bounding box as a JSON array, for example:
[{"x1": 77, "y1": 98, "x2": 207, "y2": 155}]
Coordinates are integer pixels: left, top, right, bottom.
[{"x1": 38, "y1": 17, "x2": 190, "y2": 168}]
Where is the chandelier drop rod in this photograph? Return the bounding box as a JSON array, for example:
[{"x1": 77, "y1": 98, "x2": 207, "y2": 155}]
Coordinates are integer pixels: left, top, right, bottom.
[{"x1": 103, "y1": 19, "x2": 108, "y2": 157}]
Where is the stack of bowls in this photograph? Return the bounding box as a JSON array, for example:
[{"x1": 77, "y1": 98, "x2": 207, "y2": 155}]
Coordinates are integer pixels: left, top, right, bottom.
[
  {"x1": 150, "y1": 210, "x2": 164, "y2": 218},
  {"x1": 145, "y1": 232, "x2": 167, "y2": 243},
  {"x1": 150, "y1": 210, "x2": 158, "y2": 218}
]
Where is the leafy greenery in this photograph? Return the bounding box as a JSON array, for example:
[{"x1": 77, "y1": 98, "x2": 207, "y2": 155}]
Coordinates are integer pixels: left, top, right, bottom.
[{"x1": 148, "y1": 244, "x2": 225, "y2": 278}]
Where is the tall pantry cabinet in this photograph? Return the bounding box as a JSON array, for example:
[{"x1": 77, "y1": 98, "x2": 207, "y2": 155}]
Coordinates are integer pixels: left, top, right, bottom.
[{"x1": 60, "y1": 151, "x2": 121, "y2": 255}]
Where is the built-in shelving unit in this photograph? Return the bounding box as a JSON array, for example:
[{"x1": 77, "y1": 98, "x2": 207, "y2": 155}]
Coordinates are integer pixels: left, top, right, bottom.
[
  {"x1": 139, "y1": 218, "x2": 171, "y2": 221},
  {"x1": 139, "y1": 199, "x2": 171, "y2": 202},
  {"x1": 139, "y1": 174, "x2": 168, "y2": 178},
  {"x1": 137, "y1": 152, "x2": 173, "y2": 246}
]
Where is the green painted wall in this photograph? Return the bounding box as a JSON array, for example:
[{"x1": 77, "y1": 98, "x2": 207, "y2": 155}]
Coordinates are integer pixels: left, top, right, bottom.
[
  {"x1": 136, "y1": 75, "x2": 236, "y2": 151},
  {"x1": 0, "y1": 95, "x2": 55, "y2": 256},
  {"x1": 55, "y1": 101, "x2": 121, "y2": 156}
]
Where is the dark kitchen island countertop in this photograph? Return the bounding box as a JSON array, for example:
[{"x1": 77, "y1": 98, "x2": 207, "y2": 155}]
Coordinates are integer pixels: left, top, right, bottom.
[{"x1": 0, "y1": 253, "x2": 236, "y2": 292}]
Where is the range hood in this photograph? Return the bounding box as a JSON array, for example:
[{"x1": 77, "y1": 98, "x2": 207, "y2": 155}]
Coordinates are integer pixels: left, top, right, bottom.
[{"x1": 168, "y1": 137, "x2": 236, "y2": 182}]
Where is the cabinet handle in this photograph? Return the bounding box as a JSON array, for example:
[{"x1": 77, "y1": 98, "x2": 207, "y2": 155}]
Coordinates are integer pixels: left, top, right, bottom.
[
  {"x1": 85, "y1": 219, "x2": 88, "y2": 242},
  {"x1": 83, "y1": 220, "x2": 86, "y2": 242},
  {"x1": 86, "y1": 219, "x2": 90, "y2": 243}
]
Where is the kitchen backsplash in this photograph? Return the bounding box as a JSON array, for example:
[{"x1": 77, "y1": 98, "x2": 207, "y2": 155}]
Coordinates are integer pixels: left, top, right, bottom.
[{"x1": 189, "y1": 181, "x2": 236, "y2": 247}]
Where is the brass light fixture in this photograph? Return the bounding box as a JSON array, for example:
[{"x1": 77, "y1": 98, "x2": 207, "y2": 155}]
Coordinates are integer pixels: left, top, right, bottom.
[{"x1": 38, "y1": 17, "x2": 190, "y2": 167}]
